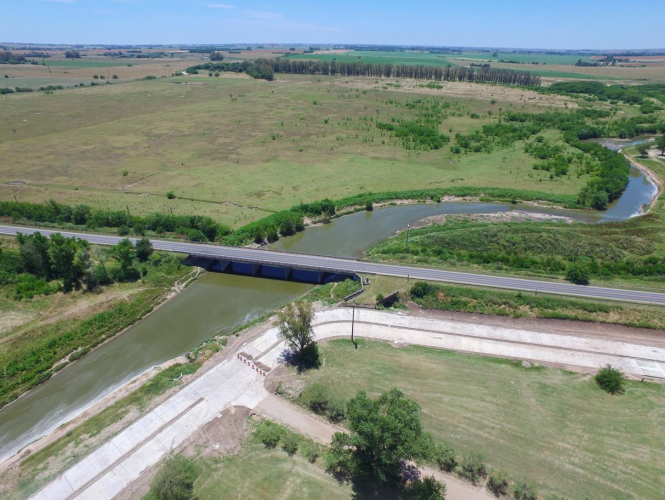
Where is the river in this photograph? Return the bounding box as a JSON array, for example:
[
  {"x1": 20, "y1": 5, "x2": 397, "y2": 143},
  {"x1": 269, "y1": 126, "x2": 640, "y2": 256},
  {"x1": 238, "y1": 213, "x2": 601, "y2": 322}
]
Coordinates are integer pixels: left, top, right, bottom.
[{"x1": 0, "y1": 150, "x2": 658, "y2": 462}]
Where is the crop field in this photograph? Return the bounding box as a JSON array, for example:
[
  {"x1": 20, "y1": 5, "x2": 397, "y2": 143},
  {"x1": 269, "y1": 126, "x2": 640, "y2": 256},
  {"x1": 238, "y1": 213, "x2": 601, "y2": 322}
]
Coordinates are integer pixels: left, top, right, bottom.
[
  {"x1": 453, "y1": 52, "x2": 595, "y2": 65},
  {"x1": 286, "y1": 50, "x2": 459, "y2": 67},
  {"x1": 0, "y1": 73, "x2": 595, "y2": 228},
  {"x1": 285, "y1": 339, "x2": 665, "y2": 500}
]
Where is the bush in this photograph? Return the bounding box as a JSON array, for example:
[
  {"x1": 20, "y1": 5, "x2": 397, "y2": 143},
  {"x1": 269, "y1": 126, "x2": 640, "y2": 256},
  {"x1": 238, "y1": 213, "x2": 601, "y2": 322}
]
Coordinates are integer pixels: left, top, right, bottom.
[
  {"x1": 565, "y1": 262, "x2": 590, "y2": 285},
  {"x1": 365, "y1": 199, "x2": 374, "y2": 211},
  {"x1": 282, "y1": 433, "x2": 299, "y2": 456},
  {"x1": 487, "y1": 470, "x2": 510, "y2": 496},
  {"x1": 118, "y1": 225, "x2": 130, "y2": 236},
  {"x1": 411, "y1": 281, "x2": 437, "y2": 299},
  {"x1": 166, "y1": 190, "x2": 176, "y2": 199},
  {"x1": 513, "y1": 481, "x2": 538, "y2": 500},
  {"x1": 149, "y1": 455, "x2": 197, "y2": 500},
  {"x1": 306, "y1": 443, "x2": 321, "y2": 463},
  {"x1": 326, "y1": 401, "x2": 346, "y2": 423},
  {"x1": 436, "y1": 443, "x2": 457, "y2": 472},
  {"x1": 595, "y1": 364, "x2": 626, "y2": 394},
  {"x1": 409, "y1": 476, "x2": 447, "y2": 500},
  {"x1": 456, "y1": 453, "x2": 487, "y2": 484},
  {"x1": 254, "y1": 420, "x2": 285, "y2": 448},
  {"x1": 307, "y1": 386, "x2": 329, "y2": 414}
]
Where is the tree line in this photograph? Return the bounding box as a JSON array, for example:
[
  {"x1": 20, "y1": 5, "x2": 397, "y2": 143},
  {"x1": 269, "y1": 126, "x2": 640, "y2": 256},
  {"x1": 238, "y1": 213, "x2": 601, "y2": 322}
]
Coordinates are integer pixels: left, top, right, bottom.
[
  {"x1": 259, "y1": 58, "x2": 542, "y2": 86},
  {"x1": 184, "y1": 58, "x2": 541, "y2": 86},
  {"x1": 0, "y1": 51, "x2": 26, "y2": 64},
  {"x1": 0, "y1": 201, "x2": 231, "y2": 243}
]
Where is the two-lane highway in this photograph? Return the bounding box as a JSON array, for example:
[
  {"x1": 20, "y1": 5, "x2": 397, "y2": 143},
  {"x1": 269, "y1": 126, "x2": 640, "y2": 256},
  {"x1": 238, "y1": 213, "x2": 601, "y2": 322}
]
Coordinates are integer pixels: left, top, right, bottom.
[{"x1": 2, "y1": 224, "x2": 665, "y2": 305}]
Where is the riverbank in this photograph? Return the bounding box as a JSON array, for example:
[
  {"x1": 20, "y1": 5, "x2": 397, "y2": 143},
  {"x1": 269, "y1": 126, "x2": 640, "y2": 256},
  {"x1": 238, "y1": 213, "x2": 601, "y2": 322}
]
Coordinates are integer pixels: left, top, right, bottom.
[{"x1": 0, "y1": 260, "x2": 202, "y2": 413}]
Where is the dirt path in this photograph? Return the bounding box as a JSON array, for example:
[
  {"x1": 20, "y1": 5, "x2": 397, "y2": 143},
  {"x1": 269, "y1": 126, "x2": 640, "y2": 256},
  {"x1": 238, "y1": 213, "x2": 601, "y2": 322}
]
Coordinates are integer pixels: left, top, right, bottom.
[{"x1": 254, "y1": 394, "x2": 494, "y2": 500}]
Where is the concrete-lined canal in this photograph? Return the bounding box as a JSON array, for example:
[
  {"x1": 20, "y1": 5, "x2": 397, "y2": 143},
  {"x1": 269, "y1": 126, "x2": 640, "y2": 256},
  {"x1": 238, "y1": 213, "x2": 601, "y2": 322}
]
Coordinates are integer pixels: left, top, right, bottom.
[{"x1": 0, "y1": 151, "x2": 658, "y2": 461}]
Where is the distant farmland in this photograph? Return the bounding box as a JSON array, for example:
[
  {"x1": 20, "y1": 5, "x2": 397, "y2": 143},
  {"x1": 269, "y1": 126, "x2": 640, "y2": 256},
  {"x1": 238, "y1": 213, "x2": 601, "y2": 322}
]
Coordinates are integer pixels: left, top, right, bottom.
[{"x1": 286, "y1": 50, "x2": 459, "y2": 67}]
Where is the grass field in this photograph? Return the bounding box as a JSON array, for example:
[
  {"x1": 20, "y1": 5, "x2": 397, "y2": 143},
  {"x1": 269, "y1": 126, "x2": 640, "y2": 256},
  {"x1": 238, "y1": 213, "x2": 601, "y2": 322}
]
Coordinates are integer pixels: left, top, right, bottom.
[
  {"x1": 285, "y1": 339, "x2": 665, "y2": 500},
  {"x1": 0, "y1": 74, "x2": 590, "y2": 228},
  {"x1": 194, "y1": 441, "x2": 351, "y2": 500}
]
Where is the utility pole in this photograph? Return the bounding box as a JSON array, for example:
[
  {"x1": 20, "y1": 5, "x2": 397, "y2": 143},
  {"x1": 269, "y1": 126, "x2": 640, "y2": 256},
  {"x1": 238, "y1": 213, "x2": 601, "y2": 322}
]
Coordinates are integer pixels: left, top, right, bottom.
[
  {"x1": 351, "y1": 301, "x2": 358, "y2": 349},
  {"x1": 405, "y1": 224, "x2": 411, "y2": 252}
]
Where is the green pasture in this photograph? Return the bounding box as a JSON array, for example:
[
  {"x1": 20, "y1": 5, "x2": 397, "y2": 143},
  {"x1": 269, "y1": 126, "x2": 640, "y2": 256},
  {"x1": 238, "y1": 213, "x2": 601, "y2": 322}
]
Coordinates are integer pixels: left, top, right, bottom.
[{"x1": 288, "y1": 339, "x2": 665, "y2": 500}]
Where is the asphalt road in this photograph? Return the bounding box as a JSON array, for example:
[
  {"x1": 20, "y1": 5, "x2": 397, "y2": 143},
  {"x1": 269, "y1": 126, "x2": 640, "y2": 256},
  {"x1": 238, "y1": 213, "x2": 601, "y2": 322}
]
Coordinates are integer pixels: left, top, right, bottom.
[{"x1": 2, "y1": 224, "x2": 665, "y2": 305}]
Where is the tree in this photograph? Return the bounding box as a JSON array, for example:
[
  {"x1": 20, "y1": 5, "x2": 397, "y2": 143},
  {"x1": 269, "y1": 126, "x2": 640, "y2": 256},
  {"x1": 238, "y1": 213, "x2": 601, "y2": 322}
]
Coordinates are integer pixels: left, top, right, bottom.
[
  {"x1": 149, "y1": 455, "x2": 197, "y2": 500},
  {"x1": 595, "y1": 365, "x2": 626, "y2": 394},
  {"x1": 277, "y1": 302, "x2": 315, "y2": 358},
  {"x1": 18, "y1": 232, "x2": 51, "y2": 278},
  {"x1": 111, "y1": 238, "x2": 135, "y2": 278},
  {"x1": 64, "y1": 50, "x2": 81, "y2": 59},
  {"x1": 636, "y1": 142, "x2": 650, "y2": 158},
  {"x1": 48, "y1": 234, "x2": 89, "y2": 291},
  {"x1": 656, "y1": 134, "x2": 665, "y2": 156},
  {"x1": 210, "y1": 51, "x2": 224, "y2": 61},
  {"x1": 566, "y1": 262, "x2": 590, "y2": 285},
  {"x1": 327, "y1": 388, "x2": 436, "y2": 485},
  {"x1": 136, "y1": 237, "x2": 154, "y2": 262}
]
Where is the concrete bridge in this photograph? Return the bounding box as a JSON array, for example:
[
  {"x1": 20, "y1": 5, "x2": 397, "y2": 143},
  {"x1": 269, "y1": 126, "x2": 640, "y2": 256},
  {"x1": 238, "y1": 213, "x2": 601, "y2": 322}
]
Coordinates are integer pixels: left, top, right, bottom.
[{"x1": 2, "y1": 225, "x2": 665, "y2": 305}]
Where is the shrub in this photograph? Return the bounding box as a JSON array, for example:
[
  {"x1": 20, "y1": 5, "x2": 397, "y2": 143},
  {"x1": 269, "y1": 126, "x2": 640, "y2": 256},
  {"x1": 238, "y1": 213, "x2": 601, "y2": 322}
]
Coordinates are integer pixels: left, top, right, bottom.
[
  {"x1": 306, "y1": 443, "x2": 321, "y2": 463},
  {"x1": 118, "y1": 225, "x2": 130, "y2": 236},
  {"x1": 595, "y1": 364, "x2": 626, "y2": 394},
  {"x1": 436, "y1": 443, "x2": 457, "y2": 472},
  {"x1": 282, "y1": 433, "x2": 299, "y2": 456},
  {"x1": 254, "y1": 420, "x2": 284, "y2": 448},
  {"x1": 487, "y1": 470, "x2": 510, "y2": 496},
  {"x1": 409, "y1": 476, "x2": 447, "y2": 500},
  {"x1": 307, "y1": 386, "x2": 329, "y2": 414},
  {"x1": 149, "y1": 455, "x2": 197, "y2": 500},
  {"x1": 411, "y1": 281, "x2": 437, "y2": 299},
  {"x1": 456, "y1": 453, "x2": 487, "y2": 484},
  {"x1": 122, "y1": 169, "x2": 129, "y2": 177},
  {"x1": 166, "y1": 190, "x2": 176, "y2": 199},
  {"x1": 365, "y1": 199, "x2": 374, "y2": 211},
  {"x1": 326, "y1": 401, "x2": 346, "y2": 423},
  {"x1": 513, "y1": 481, "x2": 538, "y2": 500},
  {"x1": 566, "y1": 262, "x2": 590, "y2": 285}
]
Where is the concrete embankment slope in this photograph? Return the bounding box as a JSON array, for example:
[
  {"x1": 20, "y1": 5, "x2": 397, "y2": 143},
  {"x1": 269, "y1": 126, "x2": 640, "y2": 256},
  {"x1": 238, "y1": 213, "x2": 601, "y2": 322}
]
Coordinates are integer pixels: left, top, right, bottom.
[{"x1": 29, "y1": 309, "x2": 665, "y2": 500}]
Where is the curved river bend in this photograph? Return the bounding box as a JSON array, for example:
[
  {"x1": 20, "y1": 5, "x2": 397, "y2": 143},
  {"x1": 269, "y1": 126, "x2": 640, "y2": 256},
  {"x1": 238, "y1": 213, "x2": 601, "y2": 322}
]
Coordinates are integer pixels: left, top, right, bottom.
[{"x1": 0, "y1": 155, "x2": 658, "y2": 461}]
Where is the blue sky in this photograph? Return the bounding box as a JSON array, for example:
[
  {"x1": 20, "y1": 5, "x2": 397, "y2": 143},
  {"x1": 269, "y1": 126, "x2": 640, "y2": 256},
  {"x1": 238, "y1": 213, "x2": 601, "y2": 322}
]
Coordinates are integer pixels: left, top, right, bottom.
[{"x1": 2, "y1": 0, "x2": 663, "y2": 50}]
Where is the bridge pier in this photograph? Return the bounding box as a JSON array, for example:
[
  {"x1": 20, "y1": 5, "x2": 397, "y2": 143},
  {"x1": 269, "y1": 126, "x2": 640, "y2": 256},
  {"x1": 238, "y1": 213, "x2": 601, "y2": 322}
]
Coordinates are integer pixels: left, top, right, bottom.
[
  {"x1": 209, "y1": 260, "x2": 230, "y2": 272},
  {"x1": 262, "y1": 265, "x2": 292, "y2": 280},
  {"x1": 231, "y1": 262, "x2": 262, "y2": 276}
]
